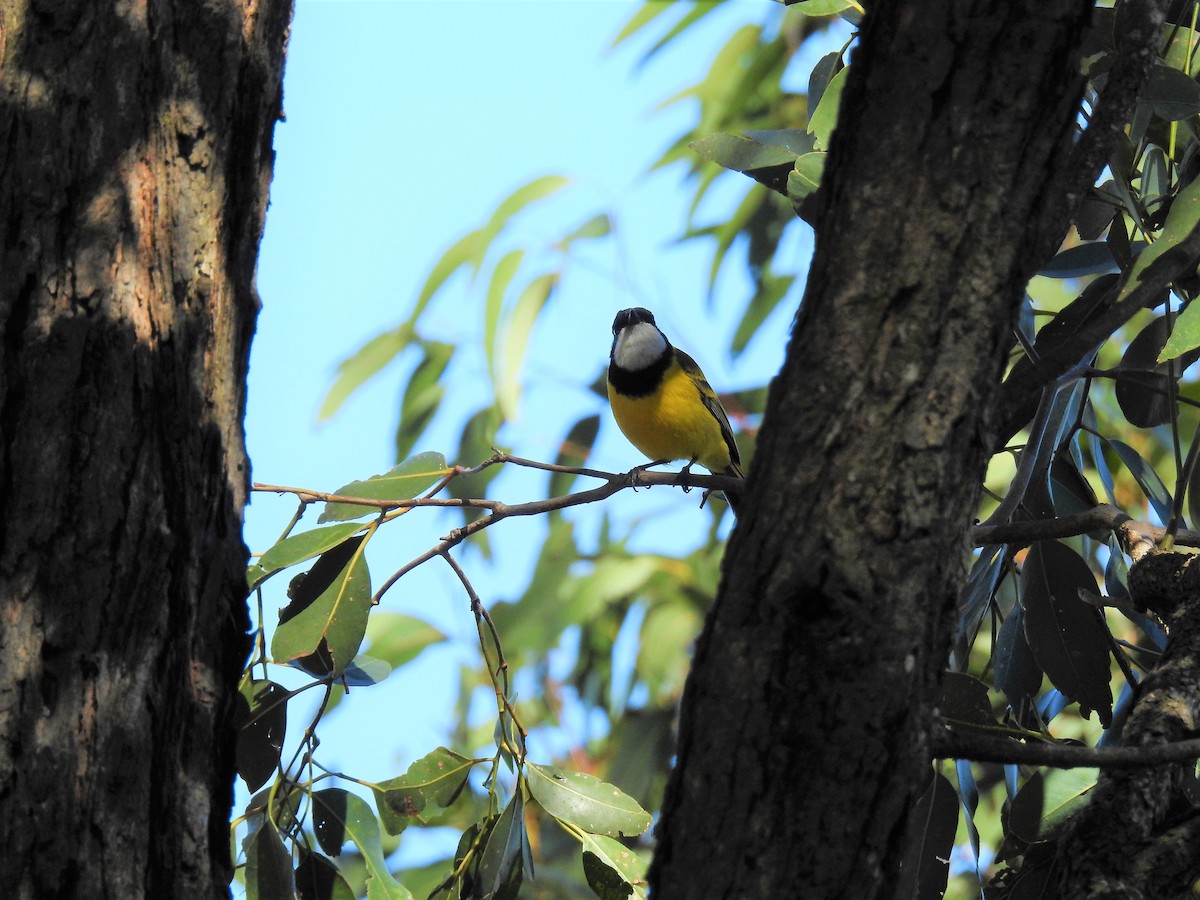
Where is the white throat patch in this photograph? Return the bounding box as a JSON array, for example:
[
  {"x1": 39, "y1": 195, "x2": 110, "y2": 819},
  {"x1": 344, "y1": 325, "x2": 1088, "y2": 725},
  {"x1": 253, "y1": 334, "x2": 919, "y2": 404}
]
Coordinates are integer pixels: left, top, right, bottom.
[{"x1": 613, "y1": 321, "x2": 669, "y2": 371}]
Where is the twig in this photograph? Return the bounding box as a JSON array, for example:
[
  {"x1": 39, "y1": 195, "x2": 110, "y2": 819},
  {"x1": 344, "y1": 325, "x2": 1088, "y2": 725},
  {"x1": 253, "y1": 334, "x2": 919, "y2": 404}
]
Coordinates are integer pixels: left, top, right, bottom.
[
  {"x1": 932, "y1": 727, "x2": 1200, "y2": 770},
  {"x1": 972, "y1": 504, "x2": 1192, "y2": 561}
]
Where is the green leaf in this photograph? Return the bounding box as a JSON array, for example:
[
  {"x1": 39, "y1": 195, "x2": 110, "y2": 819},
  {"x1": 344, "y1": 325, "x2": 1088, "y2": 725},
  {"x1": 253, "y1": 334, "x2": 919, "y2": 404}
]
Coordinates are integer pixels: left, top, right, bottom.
[
  {"x1": 373, "y1": 747, "x2": 477, "y2": 835},
  {"x1": 236, "y1": 680, "x2": 290, "y2": 791},
  {"x1": 1107, "y1": 438, "x2": 1173, "y2": 521},
  {"x1": 496, "y1": 274, "x2": 556, "y2": 420},
  {"x1": 787, "y1": 152, "x2": 826, "y2": 206},
  {"x1": 611, "y1": 1, "x2": 674, "y2": 49},
  {"x1": 549, "y1": 414, "x2": 601, "y2": 499},
  {"x1": 690, "y1": 132, "x2": 802, "y2": 173},
  {"x1": 311, "y1": 789, "x2": 413, "y2": 899},
  {"x1": 319, "y1": 451, "x2": 448, "y2": 523},
  {"x1": 1117, "y1": 174, "x2": 1200, "y2": 304},
  {"x1": 271, "y1": 548, "x2": 372, "y2": 678},
  {"x1": 564, "y1": 213, "x2": 613, "y2": 243},
  {"x1": 1039, "y1": 242, "x2": 1118, "y2": 279},
  {"x1": 1021, "y1": 542, "x2": 1112, "y2": 727},
  {"x1": 807, "y1": 64, "x2": 848, "y2": 151},
  {"x1": 895, "y1": 771, "x2": 958, "y2": 900},
  {"x1": 789, "y1": 0, "x2": 852, "y2": 15},
  {"x1": 395, "y1": 341, "x2": 454, "y2": 461},
  {"x1": 244, "y1": 815, "x2": 296, "y2": 900},
  {"x1": 490, "y1": 174, "x2": 569, "y2": 227},
  {"x1": 320, "y1": 328, "x2": 411, "y2": 422},
  {"x1": 1118, "y1": 316, "x2": 1176, "y2": 424},
  {"x1": 581, "y1": 833, "x2": 647, "y2": 900},
  {"x1": 484, "y1": 249, "x2": 525, "y2": 394},
  {"x1": 937, "y1": 672, "x2": 999, "y2": 736},
  {"x1": 994, "y1": 602, "x2": 1043, "y2": 721},
  {"x1": 412, "y1": 229, "x2": 489, "y2": 324},
  {"x1": 525, "y1": 763, "x2": 651, "y2": 838},
  {"x1": 341, "y1": 655, "x2": 391, "y2": 687},
  {"x1": 255, "y1": 523, "x2": 365, "y2": 584},
  {"x1": 1143, "y1": 63, "x2": 1200, "y2": 121},
  {"x1": 296, "y1": 846, "x2": 356, "y2": 900},
  {"x1": 1160, "y1": 301, "x2": 1200, "y2": 362},
  {"x1": 1008, "y1": 768, "x2": 1099, "y2": 844},
  {"x1": 474, "y1": 792, "x2": 530, "y2": 900},
  {"x1": 364, "y1": 612, "x2": 446, "y2": 670},
  {"x1": 807, "y1": 50, "x2": 844, "y2": 113}
]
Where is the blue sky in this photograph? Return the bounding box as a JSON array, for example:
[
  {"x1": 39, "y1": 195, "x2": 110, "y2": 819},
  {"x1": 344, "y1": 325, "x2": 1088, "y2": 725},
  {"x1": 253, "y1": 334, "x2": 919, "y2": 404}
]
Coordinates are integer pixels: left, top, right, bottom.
[{"x1": 240, "y1": 0, "x2": 810, "y2": 876}]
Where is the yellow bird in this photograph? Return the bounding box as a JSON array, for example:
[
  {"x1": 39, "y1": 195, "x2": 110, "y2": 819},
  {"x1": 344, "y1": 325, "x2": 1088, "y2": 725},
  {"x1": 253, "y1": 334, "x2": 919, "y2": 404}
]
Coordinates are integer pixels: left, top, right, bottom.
[{"x1": 607, "y1": 307, "x2": 744, "y2": 514}]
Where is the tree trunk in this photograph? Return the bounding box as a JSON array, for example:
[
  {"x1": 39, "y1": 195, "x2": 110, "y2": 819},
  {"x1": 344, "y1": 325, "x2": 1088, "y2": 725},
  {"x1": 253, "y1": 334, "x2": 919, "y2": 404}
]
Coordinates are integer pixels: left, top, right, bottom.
[
  {"x1": 650, "y1": 2, "x2": 1116, "y2": 896},
  {"x1": 0, "y1": 1, "x2": 291, "y2": 896}
]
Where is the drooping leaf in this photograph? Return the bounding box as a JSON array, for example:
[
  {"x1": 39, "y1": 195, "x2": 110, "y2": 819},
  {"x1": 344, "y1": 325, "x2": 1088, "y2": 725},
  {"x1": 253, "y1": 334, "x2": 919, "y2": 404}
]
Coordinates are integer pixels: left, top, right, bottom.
[
  {"x1": 525, "y1": 763, "x2": 652, "y2": 838},
  {"x1": 340, "y1": 655, "x2": 391, "y2": 687},
  {"x1": 474, "y1": 792, "x2": 529, "y2": 900},
  {"x1": 319, "y1": 452, "x2": 448, "y2": 523},
  {"x1": 937, "y1": 672, "x2": 999, "y2": 737},
  {"x1": 895, "y1": 770, "x2": 958, "y2": 900},
  {"x1": 395, "y1": 341, "x2": 454, "y2": 461},
  {"x1": 994, "y1": 603, "x2": 1043, "y2": 724},
  {"x1": 320, "y1": 327, "x2": 411, "y2": 422},
  {"x1": 1159, "y1": 299, "x2": 1200, "y2": 362},
  {"x1": 363, "y1": 612, "x2": 446, "y2": 671},
  {"x1": 807, "y1": 50, "x2": 844, "y2": 113},
  {"x1": 311, "y1": 789, "x2": 413, "y2": 899},
  {"x1": 373, "y1": 747, "x2": 477, "y2": 835},
  {"x1": 1117, "y1": 172, "x2": 1200, "y2": 304},
  {"x1": 787, "y1": 152, "x2": 826, "y2": 206},
  {"x1": 581, "y1": 833, "x2": 647, "y2": 900},
  {"x1": 296, "y1": 845, "x2": 356, "y2": 900},
  {"x1": 1007, "y1": 767, "x2": 1099, "y2": 845},
  {"x1": 484, "y1": 249, "x2": 525, "y2": 386},
  {"x1": 1107, "y1": 438, "x2": 1173, "y2": 521},
  {"x1": 236, "y1": 679, "x2": 290, "y2": 791},
  {"x1": 255, "y1": 523, "x2": 365, "y2": 586},
  {"x1": 1045, "y1": 455, "x2": 1099, "y2": 520},
  {"x1": 271, "y1": 546, "x2": 372, "y2": 679},
  {"x1": 690, "y1": 131, "x2": 803, "y2": 173},
  {"x1": 1117, "y1": 316, "x2": 1176, "y2": 425},
  {"x1": 244, "y1": 814, "x2": 296, "y2": 900},
  {"x1": 563, "y1": 212, "x2": 613, "y2": 244},
  {"x1": 549, "y1": 414, "x2": 601, "y2": 499},
  {"x1": 952, "y1": 545, "x2": 1008, "y2": 667},
  {"x1": 789, "y1": 0, "x2": 853, "y2": 14},
  {"x1": 1038, "y1": 241, "x2": 1119, "y2": 278},
  {"x1": 955, "y1": 759, "x2": 981, "y2": 871},
  {"x1": 1021, "y1": 542, "x2": 1113, "y2": 727},
  {"x1": 490, "y1": 174, "x2": 570, "y2": 226},
  {"x1": 496, "y1": 274, "x2": 556, "y2": 420},
  {"x1": 807, "y1": 64, "x2": 848, "y2": 151},
  {"x1": 1143, "y1": 62, "x2": 1200, "y2": 120}
]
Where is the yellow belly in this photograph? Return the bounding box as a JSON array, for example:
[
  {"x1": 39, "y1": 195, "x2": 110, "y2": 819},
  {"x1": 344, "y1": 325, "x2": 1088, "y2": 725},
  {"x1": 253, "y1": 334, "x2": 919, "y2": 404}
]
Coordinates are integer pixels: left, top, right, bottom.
[{"x1": 608, "y1": 365, "x2": 733, "y2": 473}]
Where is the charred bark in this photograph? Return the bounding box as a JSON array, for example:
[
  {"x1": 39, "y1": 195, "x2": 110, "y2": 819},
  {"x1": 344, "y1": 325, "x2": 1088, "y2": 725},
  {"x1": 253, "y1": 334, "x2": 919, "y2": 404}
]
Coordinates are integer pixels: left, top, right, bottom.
[{"x1": 0, "y1": 1, "x2": 291, "y2": 896}]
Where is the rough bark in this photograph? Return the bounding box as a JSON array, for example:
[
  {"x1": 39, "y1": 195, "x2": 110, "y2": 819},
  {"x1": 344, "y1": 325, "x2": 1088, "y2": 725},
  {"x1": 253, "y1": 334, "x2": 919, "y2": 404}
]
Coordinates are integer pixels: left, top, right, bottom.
[
  {"x1": 990, "y1": 550, "x2": 1200, "y2": 899},
  {"x1": 0, "y1": 1, "x2": 291, "y2": 897},
  {"x1": 650, "y1": 2, "x2": 1110, "y2": 897}
]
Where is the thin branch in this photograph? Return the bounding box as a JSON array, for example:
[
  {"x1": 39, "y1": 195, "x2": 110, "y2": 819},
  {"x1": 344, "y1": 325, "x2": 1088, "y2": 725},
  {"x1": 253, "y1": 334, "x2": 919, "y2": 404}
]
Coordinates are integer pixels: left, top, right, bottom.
[
  {"x1": 971, "y1": 503, "x2": 1199, "y2": 561},
  {"x1": 931, "y1": 727, "x2": 1200, "y2": 769}
]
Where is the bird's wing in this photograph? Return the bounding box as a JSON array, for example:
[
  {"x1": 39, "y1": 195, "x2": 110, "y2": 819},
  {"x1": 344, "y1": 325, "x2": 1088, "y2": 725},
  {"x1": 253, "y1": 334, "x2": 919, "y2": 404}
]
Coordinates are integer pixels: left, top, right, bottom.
[{"x1": 674, "y1": 348, "x2": 742, "y2": 471}]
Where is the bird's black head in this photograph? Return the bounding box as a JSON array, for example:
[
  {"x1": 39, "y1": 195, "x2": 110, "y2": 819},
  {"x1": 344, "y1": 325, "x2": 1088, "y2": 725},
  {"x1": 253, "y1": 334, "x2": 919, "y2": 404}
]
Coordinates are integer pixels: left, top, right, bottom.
[{"x1": 612, "y1": 307, "x2": 656, "y2": 335}]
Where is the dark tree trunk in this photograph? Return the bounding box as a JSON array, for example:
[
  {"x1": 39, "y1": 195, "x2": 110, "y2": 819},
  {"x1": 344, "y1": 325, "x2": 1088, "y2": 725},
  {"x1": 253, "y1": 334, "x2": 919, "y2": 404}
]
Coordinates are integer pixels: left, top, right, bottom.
[
  {"x1": 650, "y1": 1, "x2": 1126, "y2": 896},
  {"x1": 0, "y1": 1, "x2": 291, "y2": 897}
]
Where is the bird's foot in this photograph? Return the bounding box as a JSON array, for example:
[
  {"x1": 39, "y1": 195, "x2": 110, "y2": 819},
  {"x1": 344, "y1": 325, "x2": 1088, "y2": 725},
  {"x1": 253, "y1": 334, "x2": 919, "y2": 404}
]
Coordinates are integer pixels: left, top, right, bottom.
[{"x1": 629, "y1": 459, "x2": 669, "y2": 489}]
